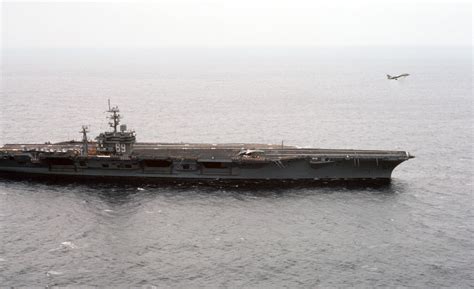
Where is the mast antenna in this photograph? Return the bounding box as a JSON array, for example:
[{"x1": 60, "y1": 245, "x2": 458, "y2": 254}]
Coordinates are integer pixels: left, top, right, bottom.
[{"x1": 107, "y1": 100, "x2": 120, "y2": 133}]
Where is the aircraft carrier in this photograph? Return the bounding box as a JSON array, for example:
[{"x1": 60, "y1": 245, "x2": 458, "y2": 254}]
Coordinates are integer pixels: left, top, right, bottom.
[{"x1": 0, "y1": 103, "x2": 413, "y2": 185}]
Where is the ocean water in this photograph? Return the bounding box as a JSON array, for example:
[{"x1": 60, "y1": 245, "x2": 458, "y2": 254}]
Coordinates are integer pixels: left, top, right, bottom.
[{"x1": 0, "y1": 47, "x2": 472, "y2": 287}]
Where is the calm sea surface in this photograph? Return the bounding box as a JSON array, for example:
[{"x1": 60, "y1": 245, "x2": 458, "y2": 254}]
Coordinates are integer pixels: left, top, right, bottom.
[{"x1": 0, "y1": 47, "x2": 472, "y2": 287}]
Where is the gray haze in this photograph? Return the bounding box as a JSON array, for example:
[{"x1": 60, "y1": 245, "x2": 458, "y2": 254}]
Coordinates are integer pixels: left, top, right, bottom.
[{"x1": 2, "y1": 1, "x2": 472, "y2": 48}]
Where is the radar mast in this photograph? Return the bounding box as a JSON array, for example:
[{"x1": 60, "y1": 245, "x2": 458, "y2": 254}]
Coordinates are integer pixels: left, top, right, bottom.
[{"x1": 107, "y1": 99, "x2": 121, "y2": 133}]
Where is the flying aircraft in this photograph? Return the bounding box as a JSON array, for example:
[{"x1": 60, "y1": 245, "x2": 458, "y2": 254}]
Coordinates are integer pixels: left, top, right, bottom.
[{"x1": 387, "y1": 73, "x2": 410, "y2": 80}]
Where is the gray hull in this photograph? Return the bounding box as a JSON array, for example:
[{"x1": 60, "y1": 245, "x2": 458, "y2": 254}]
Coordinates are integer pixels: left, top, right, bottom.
[{"x1": 0, "y1": 142, "x2": 411, "y2": 184}]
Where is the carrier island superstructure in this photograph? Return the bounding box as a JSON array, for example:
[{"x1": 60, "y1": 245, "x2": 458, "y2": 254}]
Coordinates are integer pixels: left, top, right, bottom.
[{"x1": 0, "y1": 103, "x2": 413, "y2": 184}]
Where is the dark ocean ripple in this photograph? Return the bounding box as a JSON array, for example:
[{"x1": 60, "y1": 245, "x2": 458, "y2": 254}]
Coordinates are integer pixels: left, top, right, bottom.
[{"x1": 1, "y1": 47, "x2": 472, "y2": 287}]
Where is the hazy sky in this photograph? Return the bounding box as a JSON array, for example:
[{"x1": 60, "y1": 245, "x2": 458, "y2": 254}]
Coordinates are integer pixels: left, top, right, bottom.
[{"x1": 1, "y1": 0, "x2": 472, "y2": 48}]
